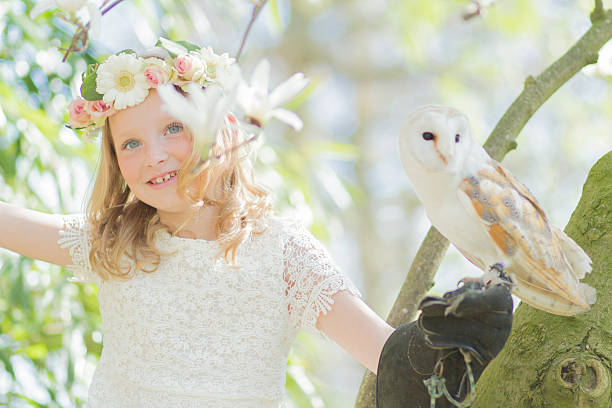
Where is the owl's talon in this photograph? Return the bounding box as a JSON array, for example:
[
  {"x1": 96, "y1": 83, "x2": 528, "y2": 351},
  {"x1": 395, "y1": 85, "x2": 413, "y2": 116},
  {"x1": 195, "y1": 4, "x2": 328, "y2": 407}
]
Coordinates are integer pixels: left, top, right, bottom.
[
  {"x1": 457, "y1": 277, "x2": 481, "y2": 287},
  {"x1": 487, "y1": 263, "x2": 514, "y2": 287}
]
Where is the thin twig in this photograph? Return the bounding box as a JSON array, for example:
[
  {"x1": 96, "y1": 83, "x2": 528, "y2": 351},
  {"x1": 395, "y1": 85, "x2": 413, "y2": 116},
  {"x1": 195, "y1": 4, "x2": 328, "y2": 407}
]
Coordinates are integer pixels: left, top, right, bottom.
[
  {"x1": 100, "y1": 0, "x2": 124, "y2": 16},
  {"x1": 61, "y1": 0, "x2": 127, "y2": 61},
  {"x1": 236, "y1": 0, "x2": 268, "y2": 62}
]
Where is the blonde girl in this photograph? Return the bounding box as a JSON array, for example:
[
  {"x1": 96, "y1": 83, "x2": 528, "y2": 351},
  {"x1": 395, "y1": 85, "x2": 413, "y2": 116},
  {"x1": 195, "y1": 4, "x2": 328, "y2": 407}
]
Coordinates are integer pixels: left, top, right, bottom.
[{"x1": 0, "y1": 44, "x2": 512, "y2": 407}]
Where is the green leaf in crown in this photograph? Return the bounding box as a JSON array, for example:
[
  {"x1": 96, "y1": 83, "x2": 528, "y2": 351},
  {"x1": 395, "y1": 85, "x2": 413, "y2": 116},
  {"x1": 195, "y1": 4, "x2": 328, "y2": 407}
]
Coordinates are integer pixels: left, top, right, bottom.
[
  {"x1": 155, "y1": 37, "x2": 200, "y2": 58},
  {"x1": 80, "y1": 64, "x2": 103, "y2": 101}
]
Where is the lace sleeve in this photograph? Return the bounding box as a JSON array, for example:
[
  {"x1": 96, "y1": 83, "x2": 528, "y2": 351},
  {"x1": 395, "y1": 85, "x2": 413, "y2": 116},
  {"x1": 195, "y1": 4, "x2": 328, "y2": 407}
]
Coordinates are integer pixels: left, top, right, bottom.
[
  {"x1": 57, "y1": 214, "x2": 98, "y2": 284},
  {"x1": 283, "y1": 221, "x2": 361, "y2": 338}
]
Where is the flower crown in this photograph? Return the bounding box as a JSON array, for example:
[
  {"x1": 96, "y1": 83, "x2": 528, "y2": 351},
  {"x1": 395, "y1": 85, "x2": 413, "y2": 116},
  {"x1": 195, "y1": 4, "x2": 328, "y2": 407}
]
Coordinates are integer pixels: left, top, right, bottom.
[{"x1": 67, "y1": 38, "x2": 236, "y2": 137}]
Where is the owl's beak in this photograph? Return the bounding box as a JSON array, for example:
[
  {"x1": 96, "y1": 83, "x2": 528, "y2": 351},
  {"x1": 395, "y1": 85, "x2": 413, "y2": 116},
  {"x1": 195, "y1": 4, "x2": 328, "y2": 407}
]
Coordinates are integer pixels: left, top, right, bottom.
[{"x1": 432, "y1": 139, "x2": 449, "y2": 165}]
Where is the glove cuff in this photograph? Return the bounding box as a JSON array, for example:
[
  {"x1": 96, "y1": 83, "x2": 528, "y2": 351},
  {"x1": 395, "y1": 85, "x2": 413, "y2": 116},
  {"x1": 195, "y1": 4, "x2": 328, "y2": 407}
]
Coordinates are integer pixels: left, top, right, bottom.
[{"x1": 376, "y1": 323, "x2": 487, "y2": 408}]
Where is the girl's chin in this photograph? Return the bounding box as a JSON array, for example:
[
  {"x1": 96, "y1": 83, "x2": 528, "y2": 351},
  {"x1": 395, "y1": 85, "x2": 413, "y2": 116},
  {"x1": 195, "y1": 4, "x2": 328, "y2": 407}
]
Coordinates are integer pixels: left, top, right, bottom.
[{"x1": 135, "y1": 195, "x2": 189, "y2": 213}]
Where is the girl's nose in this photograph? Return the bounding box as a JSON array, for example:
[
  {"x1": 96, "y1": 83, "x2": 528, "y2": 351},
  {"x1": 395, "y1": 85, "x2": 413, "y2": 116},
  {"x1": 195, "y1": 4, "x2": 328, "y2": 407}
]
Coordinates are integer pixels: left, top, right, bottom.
[{"x1": 146, "y1": 138, "x2": 169, "y2": 166}]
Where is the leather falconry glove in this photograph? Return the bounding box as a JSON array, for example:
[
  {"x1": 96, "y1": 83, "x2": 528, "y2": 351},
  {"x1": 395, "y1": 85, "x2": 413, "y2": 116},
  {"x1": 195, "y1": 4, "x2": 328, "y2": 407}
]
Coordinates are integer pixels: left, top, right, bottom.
[{"x1": 376, "y1": 282, "x2": 513, "y2": 408}]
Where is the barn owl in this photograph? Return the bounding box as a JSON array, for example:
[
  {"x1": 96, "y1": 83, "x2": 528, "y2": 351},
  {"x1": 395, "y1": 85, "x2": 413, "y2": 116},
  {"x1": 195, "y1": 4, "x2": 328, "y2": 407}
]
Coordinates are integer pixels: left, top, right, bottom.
[{"x1": 398, "y1": 105, "x2": 596, "y2": 316}]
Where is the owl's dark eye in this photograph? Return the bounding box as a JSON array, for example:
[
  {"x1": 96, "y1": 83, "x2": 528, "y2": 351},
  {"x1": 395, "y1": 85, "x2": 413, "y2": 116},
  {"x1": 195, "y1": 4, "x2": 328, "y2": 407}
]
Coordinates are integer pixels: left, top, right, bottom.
[
  {"x1": 455, "y1": 134, "x2": 461, "y2": 143},
  {"x1": 422, "y1": 132, "x2": 435, "y2": 141}
]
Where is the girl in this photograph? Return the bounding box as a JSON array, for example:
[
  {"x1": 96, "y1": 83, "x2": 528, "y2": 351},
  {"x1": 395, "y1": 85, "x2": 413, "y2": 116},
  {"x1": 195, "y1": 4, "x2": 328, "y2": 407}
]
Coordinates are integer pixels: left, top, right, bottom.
[{"x1": 0, "y1": 45, "x2": 511, "y2": 407}]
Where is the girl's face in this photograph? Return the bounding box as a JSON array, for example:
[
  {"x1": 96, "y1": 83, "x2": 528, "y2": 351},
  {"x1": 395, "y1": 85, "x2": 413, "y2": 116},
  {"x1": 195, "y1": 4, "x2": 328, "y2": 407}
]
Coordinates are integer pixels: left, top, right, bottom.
[{"x1": 109, "y1": 88, "x2": 194, "y2": 214}]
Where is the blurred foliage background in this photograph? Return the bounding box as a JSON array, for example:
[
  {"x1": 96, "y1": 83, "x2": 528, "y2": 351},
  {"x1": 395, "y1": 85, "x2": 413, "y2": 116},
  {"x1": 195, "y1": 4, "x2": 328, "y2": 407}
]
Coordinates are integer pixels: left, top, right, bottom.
[{"x1": 0, "y1": 0, "x2": 611, "y2": 406}]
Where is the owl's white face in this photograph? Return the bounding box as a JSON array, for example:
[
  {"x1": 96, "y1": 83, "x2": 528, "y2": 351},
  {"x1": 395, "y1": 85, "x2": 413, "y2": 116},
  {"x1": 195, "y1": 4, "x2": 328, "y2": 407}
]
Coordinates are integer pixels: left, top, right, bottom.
[{"x1": 399, "y1": 105, "x2": 473, "y2": 174}]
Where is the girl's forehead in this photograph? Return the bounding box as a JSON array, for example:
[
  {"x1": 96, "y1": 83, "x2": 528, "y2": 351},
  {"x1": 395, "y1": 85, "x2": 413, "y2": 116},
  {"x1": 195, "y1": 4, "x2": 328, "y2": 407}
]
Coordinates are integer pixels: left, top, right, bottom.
[{"x1": 109, "y1": 89, "x2": 166, "y2": 138}]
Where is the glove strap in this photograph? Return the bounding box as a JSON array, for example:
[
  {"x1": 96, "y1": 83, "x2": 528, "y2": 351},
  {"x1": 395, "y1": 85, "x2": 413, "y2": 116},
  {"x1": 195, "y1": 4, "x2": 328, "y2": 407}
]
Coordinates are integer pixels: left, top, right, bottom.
[{"x1": 423, "y1": 349, "x2": 477, "y2": 408}]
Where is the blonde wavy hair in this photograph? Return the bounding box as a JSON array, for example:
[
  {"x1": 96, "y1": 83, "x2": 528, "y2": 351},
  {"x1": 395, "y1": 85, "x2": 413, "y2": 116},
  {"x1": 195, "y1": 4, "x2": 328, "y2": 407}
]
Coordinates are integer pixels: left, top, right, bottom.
[{"x1": 86, "y1": 114, "x2": 274, "y2": 281}]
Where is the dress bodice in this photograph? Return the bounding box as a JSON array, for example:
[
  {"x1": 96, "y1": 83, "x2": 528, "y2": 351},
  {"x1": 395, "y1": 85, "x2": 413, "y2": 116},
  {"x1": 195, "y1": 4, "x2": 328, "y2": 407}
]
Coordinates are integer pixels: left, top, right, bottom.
[{"x1": 58, "y1": 215, "x2": 360, "y2": 407}]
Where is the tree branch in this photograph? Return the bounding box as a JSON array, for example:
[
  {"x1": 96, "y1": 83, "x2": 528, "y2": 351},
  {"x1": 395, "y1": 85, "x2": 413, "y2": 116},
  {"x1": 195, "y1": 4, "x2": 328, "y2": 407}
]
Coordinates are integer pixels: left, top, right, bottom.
[
  {"x1": 355, "y1": 6, "x2": 612, "y2": 408},
  {"x1": 236, "y1": 0, "x2": 268, "y2": 62},
  {"x1": 61, "y1": 0, "x2": 127, "y2": 61}
]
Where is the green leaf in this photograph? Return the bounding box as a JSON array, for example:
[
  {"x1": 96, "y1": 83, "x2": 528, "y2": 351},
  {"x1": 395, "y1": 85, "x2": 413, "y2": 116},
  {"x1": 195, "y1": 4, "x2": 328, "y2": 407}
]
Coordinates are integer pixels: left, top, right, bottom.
[
  {"x1": 156, "y1": 37, "x2": 189, "y2": 57},
  {"x1": 0, "y1": 348, "x2": 16, "y2": 379},
  {"x1": 21, "y1": 343, "x2": 48, "y2": 360},
  {"x1": 7, "y1": 393, "x2": 45, "y2": 408},
  {"x1": 80, "y1": 64, "x2": 103, "y2": 101},
  {"x1": 269, "y1": 0, "x2": 283, "y2": 29},
  {"x1": 9, "y1": 261, "x2": 31, "y2": 311},
  {"x1": 174, "y1": 40, "x2": 201, "y2": 52}
]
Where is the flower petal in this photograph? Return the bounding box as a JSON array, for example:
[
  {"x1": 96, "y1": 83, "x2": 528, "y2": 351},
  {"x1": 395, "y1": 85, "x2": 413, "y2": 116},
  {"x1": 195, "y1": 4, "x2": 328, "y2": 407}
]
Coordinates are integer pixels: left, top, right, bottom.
[
  {"x1": 102, "y1": 89, "x2": 117, "y2": 105},
  {"x1": 140, "y1": 47, "x2": 171, "y2": 60},
  {"x1": 56, "y1": 0, "x2": 86, "y2": 13},
  {"x1": 251, "y1": 59, "x2": 270, "y2": 96},
  {"x1": 215, "y1": 63, "x2": 242, "y2": 92},
  {"x1": 87, "y1": 2, "x2": 101, "y2": 40},
  {"x1": 270, "y1": 108, "x2": 303, "y2": 131},
  {"x1": 158, "y1": 84, "x2": 198, "y2": 122},
  {"x1": 113, "y1": 93, "x2": 127, "y2": 110},
  {"x1": 237, "y1": 80, "x2": 255, "y2": 112},
  {"x1": 269, "y1": 72, "x2": 309, "y2": 108},
  {"x1": 30, "y1": 0, "x2": 57, "y2": 19},
  {"x1": 157, "y1": 37, "x2": 188, "y2": 57}
]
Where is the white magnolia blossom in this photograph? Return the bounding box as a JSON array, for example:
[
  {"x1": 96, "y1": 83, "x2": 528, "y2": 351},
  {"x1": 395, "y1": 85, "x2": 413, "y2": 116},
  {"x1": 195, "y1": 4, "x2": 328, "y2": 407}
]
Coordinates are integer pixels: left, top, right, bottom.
[
  {"x1": 158, "y1": 82, "x2": 237, "y2": 160},
  {"x1": 31, "y1": 0, "x2": 101, "y2": 38},
  {"x1": 210, "y1": 62, "x2": 242, "y2": 94},
  {"x1": 57, "y1": 0, "x2": 87, "y2": 13},
  {"x1": 200, "y1": 46, "x2": 236, "y2": 82},
  {"x1": 237, "y1": 59, "x2": 309, "y2": 131},
  {"x1": 96, "y1": 53, "x2": 150, "y2": 110}
]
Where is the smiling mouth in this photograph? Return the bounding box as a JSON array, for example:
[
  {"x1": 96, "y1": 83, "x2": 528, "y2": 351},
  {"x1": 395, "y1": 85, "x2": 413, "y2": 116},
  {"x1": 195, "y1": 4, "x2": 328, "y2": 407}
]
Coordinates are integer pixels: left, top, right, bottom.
[{"x1": 148, "y1": 171, "x2": 178, "y2": 185}]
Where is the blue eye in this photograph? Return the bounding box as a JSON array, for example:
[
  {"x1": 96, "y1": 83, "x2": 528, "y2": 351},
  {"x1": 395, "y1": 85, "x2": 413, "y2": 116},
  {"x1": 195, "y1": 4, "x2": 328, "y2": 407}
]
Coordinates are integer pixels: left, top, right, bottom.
[
  {"x1": 166, "y1": 123, "x2": 184, "y2": 135},
  {"x1": 123, "y1": 140, "x2": 140, "y2": 150}
]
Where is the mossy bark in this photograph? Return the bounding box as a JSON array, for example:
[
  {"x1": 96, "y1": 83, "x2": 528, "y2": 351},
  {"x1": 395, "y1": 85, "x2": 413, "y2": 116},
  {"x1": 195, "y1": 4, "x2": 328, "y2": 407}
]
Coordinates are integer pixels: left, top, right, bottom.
[{"x1": 472, "y1": 151, "x2": 612, "y2": 408}]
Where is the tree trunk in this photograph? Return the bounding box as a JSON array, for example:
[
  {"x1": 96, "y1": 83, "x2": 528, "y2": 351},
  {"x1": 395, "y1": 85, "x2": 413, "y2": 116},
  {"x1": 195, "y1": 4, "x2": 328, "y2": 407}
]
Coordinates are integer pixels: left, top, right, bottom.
[{"x1": 472, "y1": 150, "x2": 612, "y2": 407}]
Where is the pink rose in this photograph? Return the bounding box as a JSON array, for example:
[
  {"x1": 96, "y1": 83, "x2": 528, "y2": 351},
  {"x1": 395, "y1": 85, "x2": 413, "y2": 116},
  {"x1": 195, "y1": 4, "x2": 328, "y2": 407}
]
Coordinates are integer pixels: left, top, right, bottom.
[
  {"x1": 88, "y1": 100, "x2": 113, "y2": 117},
  {"x1": 173, "y1": 53, "x2": 204, "y2": 81},
  {"x1": 67, "y1": 98, "x2": 91, "y2": 128},
  {"x1": 144, "y1": 64, "x2": 168, "y2": 87}
]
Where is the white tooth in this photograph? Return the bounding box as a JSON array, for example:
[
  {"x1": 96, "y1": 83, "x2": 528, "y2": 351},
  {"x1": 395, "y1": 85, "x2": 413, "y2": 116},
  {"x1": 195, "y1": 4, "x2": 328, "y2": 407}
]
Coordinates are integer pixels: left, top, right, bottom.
[{"x1": 154, "y1": 177, "x2": 164, "y2": 184}]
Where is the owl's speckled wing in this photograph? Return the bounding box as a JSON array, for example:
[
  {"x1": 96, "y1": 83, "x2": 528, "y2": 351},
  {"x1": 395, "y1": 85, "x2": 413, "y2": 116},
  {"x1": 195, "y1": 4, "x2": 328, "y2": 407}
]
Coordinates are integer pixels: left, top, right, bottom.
[{"x1": 456, "y1": 160, "x2": 595, "y2": 315}]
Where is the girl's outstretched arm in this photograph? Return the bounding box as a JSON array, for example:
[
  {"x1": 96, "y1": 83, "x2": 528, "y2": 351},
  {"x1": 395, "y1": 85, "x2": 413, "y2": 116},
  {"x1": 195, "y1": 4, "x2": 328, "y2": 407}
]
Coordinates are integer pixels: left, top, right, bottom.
[
  {"x1": 316, "y1": 290, "x2": 394, "y2": 374},
  {"x1": 0, "y1": 201, "x2": 72, "y2": 266}
]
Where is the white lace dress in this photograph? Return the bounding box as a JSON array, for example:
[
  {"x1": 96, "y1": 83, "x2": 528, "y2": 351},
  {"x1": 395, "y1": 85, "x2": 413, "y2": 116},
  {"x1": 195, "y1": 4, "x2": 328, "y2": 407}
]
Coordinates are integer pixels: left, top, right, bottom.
[{"x1": 58, "y1": 215, "x2": 361, "y2": 408}]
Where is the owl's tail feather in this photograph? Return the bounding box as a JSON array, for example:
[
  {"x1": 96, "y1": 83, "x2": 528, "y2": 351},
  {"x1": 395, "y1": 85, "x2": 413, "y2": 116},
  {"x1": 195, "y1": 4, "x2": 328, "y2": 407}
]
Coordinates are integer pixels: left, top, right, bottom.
[
  {"x1": 580, "y1": 282, "x2": 597, "y2": 306},
  {"x1": 552, "y1": 226, "x2": 592, "y2": 279},
  {"x1": 511, "y1": 273, "x2": 592, "y2": 316}
]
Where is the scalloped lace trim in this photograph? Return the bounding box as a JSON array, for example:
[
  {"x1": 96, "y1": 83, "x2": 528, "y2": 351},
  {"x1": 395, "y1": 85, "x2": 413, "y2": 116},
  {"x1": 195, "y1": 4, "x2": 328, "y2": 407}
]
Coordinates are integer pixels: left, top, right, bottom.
[
  {"x1": 57, "y1": 214, "x2": 95, "y2": 283},
  {"x1": 283, "y1": 220, "x2": 361, "y2": 339}
]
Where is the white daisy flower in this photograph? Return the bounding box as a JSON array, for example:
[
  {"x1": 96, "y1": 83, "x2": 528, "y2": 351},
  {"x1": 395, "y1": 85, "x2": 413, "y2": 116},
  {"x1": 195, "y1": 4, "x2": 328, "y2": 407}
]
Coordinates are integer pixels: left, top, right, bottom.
[
  {"x1": 237, "y1": 59, "x2": 309, "y2": 131},
  {"x1": 96, "y1": 53, "x2": 150, "y2": 110}
]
